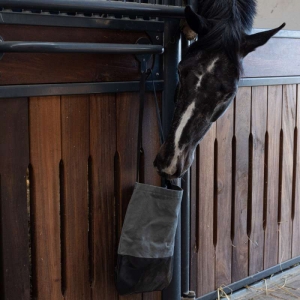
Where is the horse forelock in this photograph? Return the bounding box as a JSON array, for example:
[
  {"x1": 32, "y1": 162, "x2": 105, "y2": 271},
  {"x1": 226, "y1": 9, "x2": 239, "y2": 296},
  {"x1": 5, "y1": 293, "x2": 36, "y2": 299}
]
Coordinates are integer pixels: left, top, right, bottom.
[{"x1": 186, "y1": 0, "x2": 257, "y2": 73}]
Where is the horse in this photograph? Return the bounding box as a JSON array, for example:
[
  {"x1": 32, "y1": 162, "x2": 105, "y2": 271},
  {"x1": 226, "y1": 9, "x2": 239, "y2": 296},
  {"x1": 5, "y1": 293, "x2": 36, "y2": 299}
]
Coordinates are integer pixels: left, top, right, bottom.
[{"x1": 154, "y1": 0, "x2": 285, "y2": 179}]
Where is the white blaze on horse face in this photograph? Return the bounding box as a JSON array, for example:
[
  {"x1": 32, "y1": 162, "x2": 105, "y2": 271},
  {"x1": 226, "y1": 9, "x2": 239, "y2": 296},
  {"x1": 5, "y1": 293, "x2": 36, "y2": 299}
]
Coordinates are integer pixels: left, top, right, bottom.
[
  {"x1": 195, "y1": 73, "x2": 203, "y2": 90},
  {"x1": 207, "y1": 58, "x2": 219, "y2": 73},
  {"x1": 162, "y1": 101, "x2": 196, "y2": 176}
]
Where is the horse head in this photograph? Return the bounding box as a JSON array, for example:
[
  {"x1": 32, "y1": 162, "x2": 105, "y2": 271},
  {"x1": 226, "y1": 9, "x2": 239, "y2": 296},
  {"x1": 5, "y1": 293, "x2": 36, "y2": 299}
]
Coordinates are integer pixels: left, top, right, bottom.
[{"x1": 154, "y1": 5, "x2": 285, "y2": 179}]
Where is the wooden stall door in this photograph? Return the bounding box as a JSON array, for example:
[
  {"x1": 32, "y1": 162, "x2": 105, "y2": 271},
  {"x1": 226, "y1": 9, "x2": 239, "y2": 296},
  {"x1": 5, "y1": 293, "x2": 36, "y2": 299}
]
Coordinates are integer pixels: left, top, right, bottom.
[
  {"x1": 0, "y1": 93, "x2": 162, "y2": 300},
  {"x1": 191, "y1": 83, "x2": 300, "y2": 297}
]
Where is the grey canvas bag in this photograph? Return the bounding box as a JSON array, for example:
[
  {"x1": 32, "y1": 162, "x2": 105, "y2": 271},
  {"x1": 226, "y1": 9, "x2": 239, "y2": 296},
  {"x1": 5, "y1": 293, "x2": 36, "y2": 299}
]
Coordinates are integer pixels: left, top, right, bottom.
[{"x1": 115, "y1": 70, "x2": 183, "y2": 295}]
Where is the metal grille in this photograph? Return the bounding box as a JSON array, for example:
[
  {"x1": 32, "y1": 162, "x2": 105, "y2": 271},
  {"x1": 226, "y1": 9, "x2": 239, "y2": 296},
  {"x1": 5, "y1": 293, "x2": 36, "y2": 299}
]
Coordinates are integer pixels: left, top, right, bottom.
[{"x1": 0, "y1": 0, "x2": 183, "y2": 22}]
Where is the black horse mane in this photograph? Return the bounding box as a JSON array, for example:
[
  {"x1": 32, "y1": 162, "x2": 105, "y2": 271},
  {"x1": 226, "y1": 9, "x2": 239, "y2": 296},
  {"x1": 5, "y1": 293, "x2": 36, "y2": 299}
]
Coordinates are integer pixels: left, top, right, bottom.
[{"x1": 186, "y1": 0, "x2": 257, "y2": 70}]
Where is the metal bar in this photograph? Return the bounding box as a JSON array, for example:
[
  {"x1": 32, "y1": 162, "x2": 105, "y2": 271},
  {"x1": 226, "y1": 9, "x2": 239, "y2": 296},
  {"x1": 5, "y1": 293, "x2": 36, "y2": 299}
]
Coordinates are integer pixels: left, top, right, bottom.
[
  {"x1": 181, "y1": 170, "x2": 190, "y2": 297},
  {"x1": 0, "y1": 41, "x2": 163, "y2": 54},
  {"x1": 180, "y1": 30, "x2": 192, "y2": 299},
  {"x1": 162, "y1": 18, "x2": 181, "y2": 300},
  {"x1": 0, "y1": 80, "x2": 164, "y2": 98},
  {"x1": 0, "y1": 0, "x2": 185, "y2": 18},
  {"x1": 0, "y1": 11, "x2": 164, "y2": 32},
  {"x1": 197, "y1": 255, "x2": 300, "y2": 300},
  {"x1": 239, "y1": 76, "x2": 300, "y2": 87}
]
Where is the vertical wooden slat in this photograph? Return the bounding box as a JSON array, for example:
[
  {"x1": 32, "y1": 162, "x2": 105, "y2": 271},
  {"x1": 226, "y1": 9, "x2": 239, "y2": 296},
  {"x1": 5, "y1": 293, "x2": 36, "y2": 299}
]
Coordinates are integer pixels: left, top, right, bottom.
[
  {"x1": 279, "y1": 85, "x2": 296, "y2": 262},
  {"x1": 215, "y1": 105, "x2": 234, "y2": 287},
  {"x1": 0, "y1": 98, "x2": 30, "y2": 300},
  {"x1": 61, "y1": 95, "x2": 91, "y2": 299},
  {"x1": 293, "y1": 85, "x2": 300, "y2": 257},
  {"x1": 264, "y1": 86, "x2": 282, "y2": 269},
  {"x1": 232, "y1": 88, "x2": 251, "y2": 282},
  {"x1": 90, "y1": 94, "x2": 118, "y2": 300},
  {"x1": 249, "y1": 86, "x2": 267, "y2": 275},
  {"x1": 197, "y1": 124, "x2": 216, "y2": 295},
  {"x1": 142, "y1": 92, "x2": 162, "y2": 300},
  {"x1": 29, "y1": 97, "x2": 63, "y2": 299},
  {"x1": 117, "y1": 92, "x2": 142, "y2": 300}
]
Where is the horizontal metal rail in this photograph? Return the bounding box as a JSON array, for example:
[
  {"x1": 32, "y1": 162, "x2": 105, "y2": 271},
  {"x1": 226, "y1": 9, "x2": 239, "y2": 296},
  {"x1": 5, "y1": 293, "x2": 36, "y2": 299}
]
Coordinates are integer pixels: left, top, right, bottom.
[
  {"x1": 0, "y1": 81, "x2": 164, "y2": 98},
  {"x1": 0, "y1": 11, "x2": 164, "y2": 32},
  {"x1": 0, "y1": 41, "x2": 164, "y2": 54},
  {"x1": 0, "y1": 0, "x2": 185, "y2": 18},
  {"x1": 197, "y1": 255, "x2": 300, "y2": 300}
]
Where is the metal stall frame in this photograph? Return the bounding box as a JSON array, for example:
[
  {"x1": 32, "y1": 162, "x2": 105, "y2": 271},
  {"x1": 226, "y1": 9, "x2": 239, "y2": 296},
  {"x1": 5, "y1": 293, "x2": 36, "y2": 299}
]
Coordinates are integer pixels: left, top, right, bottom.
[{"x1": 0, "y1": 2, "x2": 188, "y2": 300}]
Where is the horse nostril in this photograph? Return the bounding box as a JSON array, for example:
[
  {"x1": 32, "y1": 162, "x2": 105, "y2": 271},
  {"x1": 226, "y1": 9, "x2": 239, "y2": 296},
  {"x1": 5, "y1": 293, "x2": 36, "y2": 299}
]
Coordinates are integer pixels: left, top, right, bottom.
[{"x1": 153, "y1": 154, "x2": 163, "y2": 172}]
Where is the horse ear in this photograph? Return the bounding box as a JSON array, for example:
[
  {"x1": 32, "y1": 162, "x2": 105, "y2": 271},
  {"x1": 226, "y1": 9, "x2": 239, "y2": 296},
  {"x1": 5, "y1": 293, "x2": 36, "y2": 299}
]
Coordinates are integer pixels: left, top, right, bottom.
[
  {"x1": 184, "y1": 6, "x2": 209, "y2": 35},
  {"x1": 241, "y1": 23, "x2": 286, "y2": 57}
]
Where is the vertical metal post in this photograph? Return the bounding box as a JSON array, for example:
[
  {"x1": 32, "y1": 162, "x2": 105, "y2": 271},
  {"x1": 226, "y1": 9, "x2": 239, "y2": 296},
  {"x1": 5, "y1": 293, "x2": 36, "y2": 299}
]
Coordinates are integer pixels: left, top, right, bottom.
[
  {"x1": 181, "y1": 169, "x2": 190, "y2": 297},
  {"x1": 181, "y1": 2, "x2": 197, "y2": 298},
  {"x1": 162, "y1": 18, "x2": 181, "y2": 300}
]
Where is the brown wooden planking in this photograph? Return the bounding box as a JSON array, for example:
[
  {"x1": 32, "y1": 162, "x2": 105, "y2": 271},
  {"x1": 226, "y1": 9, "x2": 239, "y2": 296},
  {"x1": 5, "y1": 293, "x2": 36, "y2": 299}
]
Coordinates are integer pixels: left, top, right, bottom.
[
  {"x1": 0, "y1": 25, "x2": 151, "y2": 85},
  {"x1": 264, "y1": 86, "x2": 282, "y2": 269},
  {"x1": 0, "y1": 98, "x2": 30, "y2": 300},
  {"x1": 116, "y1": 92, "x2": 142, "y2": 300},
  {"x1": 249, "y1": 86, "x2": 267, "y2": 275},
  {"x1": 293, "y1": 85, "x2": 300, "y2": 257},
  {"x1": 61, "y1": 95, "x2": 91, "y2": 299},
  {"x1": 243, "y1": 38, "x2": 300, "y2": 78},
  {"x1": 197, "y1": 123, "x2": 216, "y2": 295},
  {"x1": 90, "y1": 94, "x2": 118, "y2": 300},
  {"x1": 142, "y1": 92, "x2": 162, "y2": 300},
  {"x1": 279, "y1": 85, "x2": 297, "y2": 263},
  {"x1": 29, "y1": 97, "x2": 63, "y2": 299},
  {"x1": 215, "y1": 105, "x2": 234, "y2": 288},
  {"x1": 232, "y1": 88, "x2": 251, "y2": 282},
  {"x1": 190, "y1": 155, "x2": 198, "y2": 293}
]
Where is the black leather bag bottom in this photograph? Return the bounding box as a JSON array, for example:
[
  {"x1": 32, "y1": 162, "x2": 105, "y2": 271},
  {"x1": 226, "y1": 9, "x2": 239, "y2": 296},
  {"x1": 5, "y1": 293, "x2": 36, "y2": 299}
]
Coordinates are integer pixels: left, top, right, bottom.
[{"x1": 116, "y1": 255, "x2": 173, "y2": 295}]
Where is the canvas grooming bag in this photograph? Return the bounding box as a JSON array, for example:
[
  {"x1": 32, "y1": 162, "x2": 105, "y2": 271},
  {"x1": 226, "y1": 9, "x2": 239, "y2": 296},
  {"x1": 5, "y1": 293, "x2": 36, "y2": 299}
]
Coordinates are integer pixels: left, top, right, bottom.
[{"x1": 115, "y1": 70, "x2": 183, "y2": 295}]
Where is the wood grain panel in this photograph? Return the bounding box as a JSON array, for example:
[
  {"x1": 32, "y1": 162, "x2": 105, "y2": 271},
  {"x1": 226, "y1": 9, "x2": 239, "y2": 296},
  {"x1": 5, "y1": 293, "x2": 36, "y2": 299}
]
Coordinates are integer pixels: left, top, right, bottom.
[
  {"x1": 279, "y1": 85, "x2": 296, "y2": 263},
  {"x1": 243, "y1": 38, "x2": 300, "y2": 78},
  {"x1": 232, "y1": 88, "x2": 251, "y2": 282},
  {"x1": 293, "y1": 85, "x2": 300, "y2": 257},
  {"x1": 197, "y1": 124, "x2": 216, "y2": 295},
  {"x1": 116, "y1": 92, "x2": 142, "y2": 300},
  {"x1": 61, "y1": 95, "x2": 91, "y2": 299},
  {"x1": 142, "y1": 92, "x2": 161, "y2": 300},
  {"x1": 0, "y1": 98, "x2": 30, "y2": 300},
  {"x1": 0, "y1": 25, "x2": 151, "y2": 85},
  {"x1": 264, "y1": 86, "x2": 282, "y2": 269},
  {"x1": 29, "y1": 96, "x2": 63, "y2": 299},
  {"x1": 249, "y1": 86, "x2": 267, "y2": 275},
  {"x1": 215, "y1": 105, "x2": 234, "y2": 288},
  {"x1": 90, "y1": 94, "x2": 118, "y2": 300}
]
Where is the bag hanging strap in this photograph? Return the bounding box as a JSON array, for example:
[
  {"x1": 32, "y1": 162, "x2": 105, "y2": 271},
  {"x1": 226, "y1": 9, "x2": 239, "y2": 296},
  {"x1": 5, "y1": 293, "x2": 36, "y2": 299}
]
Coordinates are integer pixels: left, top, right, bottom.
[
  {"x1": 136, "y1": 69, "x2": 149, "y2": 182},
  {"x1": 150, "y1": 70, "x2": 165, "y2": 146},
  {"x1": 136, "y1": 69, "x2": 168, "y2": 185}
]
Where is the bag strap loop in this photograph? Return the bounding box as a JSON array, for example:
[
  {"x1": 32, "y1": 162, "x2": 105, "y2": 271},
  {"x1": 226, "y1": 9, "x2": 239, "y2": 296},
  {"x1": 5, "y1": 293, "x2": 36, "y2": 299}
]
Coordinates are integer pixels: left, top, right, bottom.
[{"x1": 136, "y1": 69, "x2": 165, "y2": 183}]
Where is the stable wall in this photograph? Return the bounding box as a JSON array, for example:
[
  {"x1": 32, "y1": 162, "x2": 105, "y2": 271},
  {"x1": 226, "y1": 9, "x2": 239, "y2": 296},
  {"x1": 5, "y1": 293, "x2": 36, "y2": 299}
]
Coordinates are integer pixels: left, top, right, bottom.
[{"x1": 255, "y1": 0, "x2": 300, "y2": 30}]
